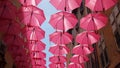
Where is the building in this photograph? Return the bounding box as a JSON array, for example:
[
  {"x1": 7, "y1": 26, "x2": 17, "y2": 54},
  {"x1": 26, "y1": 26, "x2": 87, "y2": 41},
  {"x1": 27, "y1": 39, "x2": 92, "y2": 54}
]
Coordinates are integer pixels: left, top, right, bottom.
[{"x1": 67, "y1": 0, "x2": 120, "y2": 68}]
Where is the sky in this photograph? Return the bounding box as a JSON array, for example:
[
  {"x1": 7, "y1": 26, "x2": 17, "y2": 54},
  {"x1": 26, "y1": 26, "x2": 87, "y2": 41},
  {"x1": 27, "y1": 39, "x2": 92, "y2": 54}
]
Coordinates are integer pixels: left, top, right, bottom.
[{"x1": 38, "y1": 0, "x2": 57, "y2": 67}]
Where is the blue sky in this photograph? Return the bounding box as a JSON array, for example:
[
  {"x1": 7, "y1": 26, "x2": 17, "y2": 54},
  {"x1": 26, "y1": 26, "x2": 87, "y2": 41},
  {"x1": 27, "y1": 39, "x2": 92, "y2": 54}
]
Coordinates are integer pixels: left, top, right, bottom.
[{"x1": 38, "y1": 0, "x2": 57, "y2": 67}]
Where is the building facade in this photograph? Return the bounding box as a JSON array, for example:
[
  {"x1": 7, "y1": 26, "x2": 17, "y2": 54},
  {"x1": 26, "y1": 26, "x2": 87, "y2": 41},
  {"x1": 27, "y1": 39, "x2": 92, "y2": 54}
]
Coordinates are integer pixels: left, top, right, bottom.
[{"x1": 67, "y1": 0, "x2": 120, "y2": 68}]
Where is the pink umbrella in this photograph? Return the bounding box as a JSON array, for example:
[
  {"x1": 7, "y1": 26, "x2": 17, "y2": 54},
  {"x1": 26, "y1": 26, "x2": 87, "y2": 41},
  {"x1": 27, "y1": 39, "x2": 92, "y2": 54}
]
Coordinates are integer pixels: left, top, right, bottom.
[
  {"x1": 32, "y1": 59, "x2": 46, "y2": 65},
  {"x1": 0, "y1": 0, "x2": 16, "y2": 19},
  {"x1": 18, "y1": 5, "x2": 46, "y2": 27},
  {"x1": 49, "y1": 11, "x2": 78, "y2": 31},
  {"x1": 3, "y1": 35, "x2": 25, "y2": 46},
  {"x1": 50, "y1": 31, "x2": 72, "y2": 44},
  {"x1": 32, "y1": 52, "x2": 46, "y2": 59},
  {"x1": 72, "y1": 44, "x2": 94, "y2": 55},
  {"x1": 50, "y1": 0, "x2": 82, "y2": 11},
  {"x1": 80, "y1": 13, "x2": 108, "y2": 31},
  {"x1": 85, "y1": 0, "x2": 118, "y2": 11},
  {"x1": 0, "y1": 19, "x2": 21, "y2": 35},
  {"x1": 19, "y1": 0, "x2": 41, "y2": 6},
  {"x1": 76, "y1": 31, "x2": 100, "y2": 44},
  {"x1": 28, "y1": 41, "x2": 46, "y2": 52},
  {"x1": 22, "y1": 26, "x2": 45, "y2": 41},
  {"x1": 49, "y1": 63, "x2": 65, "y2": 68},
  {"x1": 8, "y1": 44, "x2": 26, "y2": 56},
  {"x1": 70, "y1": 55, "x2": 89, "y2": 63},
  {"x1": 33, "y1": 65, "x2": 46, "y2": 68},
  {"x1": 49, "y1": 44, "x2": 70, "y2": 56},
  {"x1": 68, "y1": 63, "x2": 84, "y2": 68},
  {"x1": 49, "y1": 56, "x2": 66, "y2": 63}
]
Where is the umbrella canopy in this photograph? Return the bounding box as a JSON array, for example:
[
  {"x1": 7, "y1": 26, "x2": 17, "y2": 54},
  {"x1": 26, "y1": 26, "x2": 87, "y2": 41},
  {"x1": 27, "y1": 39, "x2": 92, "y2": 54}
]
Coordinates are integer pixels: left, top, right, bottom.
[
  {"x1": 31, "y1": 51, "x2": 46, "y2": 59},
  {"x1": 0, "y1": 20, "x2": 21, "y2": 35},
  {"x1": 49, "y1": 56, "x2": 66, "y2": 63},
  {"x1": 18, "y1": 5, "x2": 46, "y2": 27},
  {"x1": 3, "y1": 35, "x2": 25, "y2": 46},
  {"x1": 68, "y1": 63, "x2": 84, "y2": 68},
  {"x1": 19, "y1": 0, "x2": 41, "y2": 6},
  {"x1": 80, "y1": 13, "x2": 108, "y2": 31},
  {"x1": 0, "y1": 0, "x2": 16, "y2": 19},
  {"x1": 49, "y1": 11, "x2": 78, "y2": 31},
  {"x1": 49, "y1": 44, "x2": 70, "y2": 56},
  {"x1": 50, "y1": 31, "x2": 72, "y2": 44},
  {"x1": 72, "y1": 44, "x2": 94, "y2": 55},
  {"x1": 76, "y1": 31, "x2": 100, "y2": 44},
  {"x1": 50, "y1": 0, "x2": 82, "y2": 11},
  {"x1": 70, "y1": 55, "x2": 89, "y2": 63},
  {"x1": 32, "y1": 59, "x2": 46, "y2": 66},
  {"x1": 49, "y1": 63, "x2": 65, "y2": 68},
  {"x1": 85, "y1": 0, "x2": 118, "y2": 11},
  {"x1": 33, "y1": 65, "x2": 46, "y2": 68},
  {"x1": 22, "y1": 26, "x2": 45, "y2": 41},
  {"x1": 28, "y1": 41, "x2": 46, "y2": 52}
]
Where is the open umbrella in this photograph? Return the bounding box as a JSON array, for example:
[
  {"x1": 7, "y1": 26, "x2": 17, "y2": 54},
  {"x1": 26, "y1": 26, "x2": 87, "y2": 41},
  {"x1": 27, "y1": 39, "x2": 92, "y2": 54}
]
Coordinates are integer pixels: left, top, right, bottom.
[
  {"x1": 49, "y1": 44, "x2": 70, "y2": 56},
  {"x1": 0, "y1": 20, "x2": 21, "y2": 35},
  {"x1": 49, "y1": 56, "x2": 66, "y2": 63},
  {"x1": 31, "y1": 51, "x2": 46, "y2": 59},
  {"x1": 0, "y1": 0, "x2": 16, "y2": 19},
  {"x1": 18, "y1": 5, "x2": 46, "y2": 27},
  {"x1": 49, "y1": 63, "x2": 65, "y2": 68},
  {"x1": 28, "y1": 41, "x2": 46, "y2": 52},
  {"x1": 32, "y1": 59, "x2": 46, "y2": 66},
  {"x1": 3, "y1": 35, "x2": 25, "y2": 46},
  {"x1": 50, "y1": 0, "x2": 82, "y2": 11},
  {"x1": 22, "y1": 26, "x2": 45, "y2": 41},
  {"x1": 33, "y1": 65, "x2": 46, "y2": 68},
  {"x1": 80, "y1": 13, "x2": 108, "y2": 31},
  {"x1": 68, "y1": 63, "x2": 84, "y2": 68},
  {"x1": 76, "y1": 31, "x2": 100, "y2": 44},
  {"x1": 70, "y1": 55, "x2": 89, "y2": 63},
  {"x1": 85, "y1": 0, "x2": 118, "y2": 11},
  {"x1": 19, "y1": 0, "x2": 41, "y2": 6},
  {"x1": 50, "y1": 31, "x2": 72, "y2": 44},
  {"x1": 49, "y1": 11, "x2": 78, "y2": 31},
  {"x1": 72, "y1": 44, "x2": 94, "y2": 55}
]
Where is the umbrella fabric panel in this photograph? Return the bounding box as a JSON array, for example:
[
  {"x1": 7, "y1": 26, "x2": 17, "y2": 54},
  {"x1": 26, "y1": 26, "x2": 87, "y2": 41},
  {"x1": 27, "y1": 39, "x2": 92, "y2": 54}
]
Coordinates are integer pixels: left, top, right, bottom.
[
  {"x1": 68, "y1": 63, "x2": 84, "y2": 68},
  {"x1": 49, "y1": 44, "x2": 70, "y2": 56},
  {"x1": 18, "y1": 0, "x2": 41, "y2": 6},
  {"x1": 70, "y1": 55, "x2": 89, "y2": 63},
  {"x1": 49, "y1": 63, "x2": 65, "y2": 68},
  {"x1": 50, "y1": 31, "x2": 72, "y2": 44},
  {"x1": 85, "y1": 0, "x2": 118, "y2": 11},
  {"x1": 49, "y1": 56, "x2": 67, "y2": 63},
  {"x1": 22, "y1": 26, "x2": 45, "y2": 41},
  {"x1": 49, "y1": 11, "x2": 78, "y2": 31},
  {"x1": 76, "y1": 31, "x2": 100, "y2": 44},
  {"x1": 50, "y1": 0, "x2": 82, "y2": 11},
  {"x1": 72, "y1": 44, "x2": 94, "y2": 55},
  {"x1": 17, "y1": 5, "x2": 46, "y2": 27},
  {"x1": 80, "y1": 13, "x2": 108, "y2": 31},
  {"x1": 28, "y1": 41, "x2": 46, "y2": 52},
  {"x1": 0, "y1": 0, "x2": 16, "y2": 19}
]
